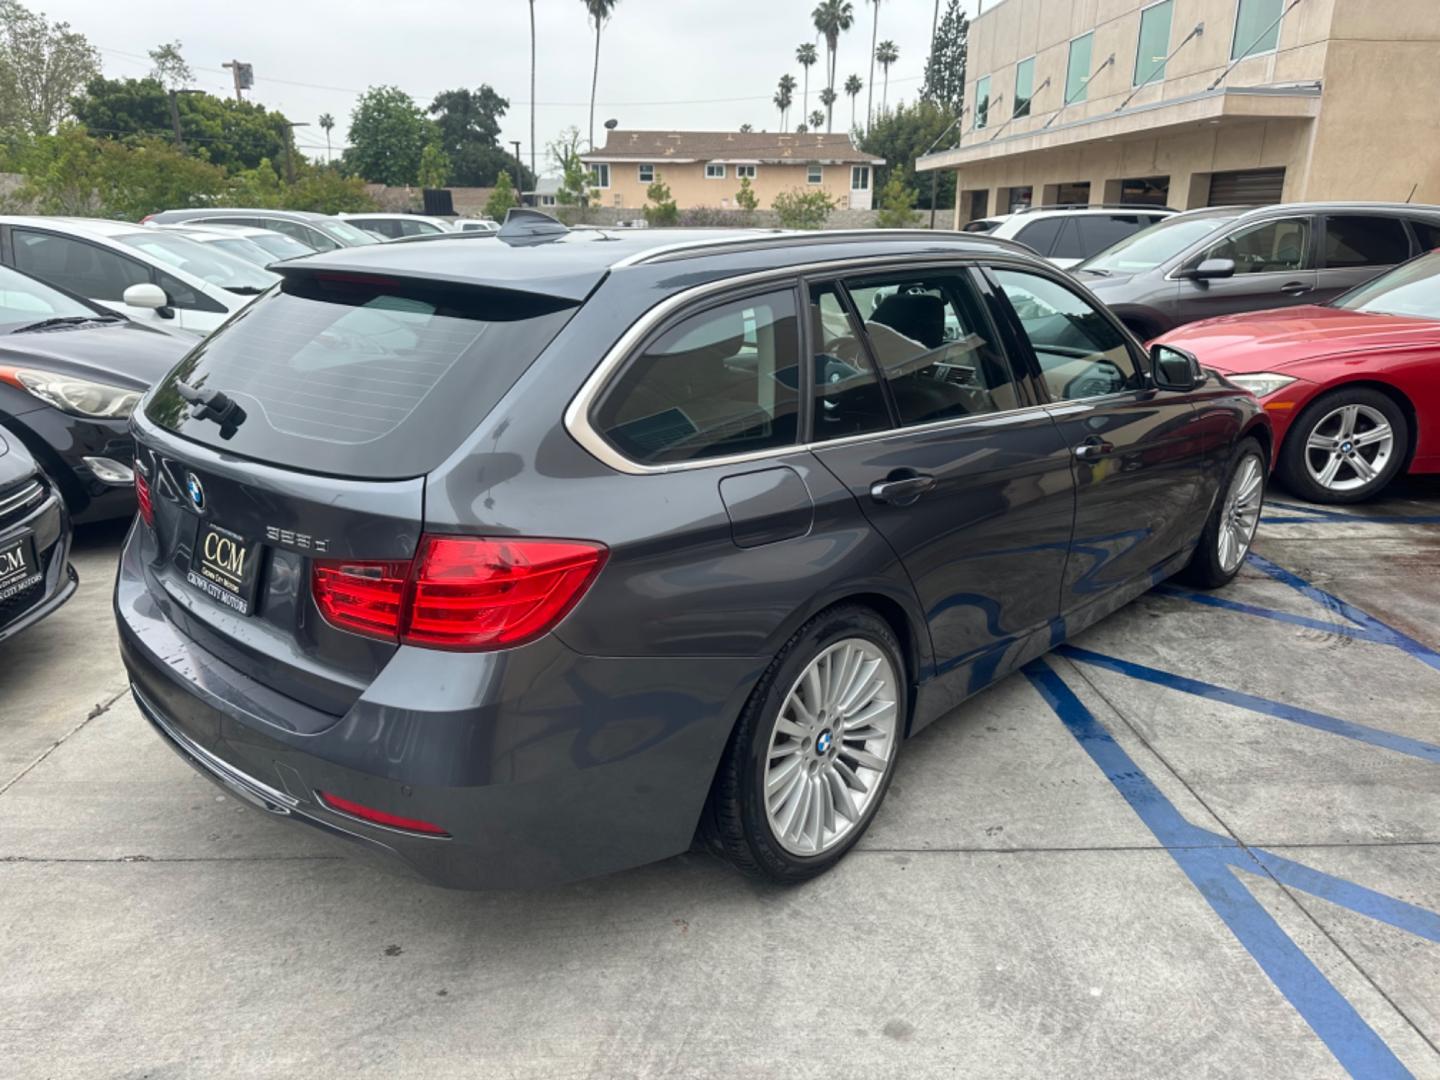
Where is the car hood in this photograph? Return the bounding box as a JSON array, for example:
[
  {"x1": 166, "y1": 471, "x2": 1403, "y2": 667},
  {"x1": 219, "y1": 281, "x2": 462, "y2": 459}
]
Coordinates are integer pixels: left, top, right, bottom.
[
  {"x1": 0, "y1": 321, "x2": 190, "y2": 390},
  {"x1": 1155, "y1": 305, "x2": 1440, "y2": 374}
]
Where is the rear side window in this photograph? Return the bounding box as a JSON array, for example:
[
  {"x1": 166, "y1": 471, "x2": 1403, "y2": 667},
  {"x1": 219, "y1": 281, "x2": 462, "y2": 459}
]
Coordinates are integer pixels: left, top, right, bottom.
[
  {"x1": 593, "y1": 290, "x2": 801, "y2": 466},
  {"x1": 1324, "y1": 216, "x2": 1410, "y2": 269},
  {"x1": 1410, "y1": 219, "x2": 1440, "y2": 252},
  {"x1": 1013, "y1": 218, "x2": 1064, "y2": 256},
  {"x1": 145, "y1": 273, "x2": 578, "y2": 478}
]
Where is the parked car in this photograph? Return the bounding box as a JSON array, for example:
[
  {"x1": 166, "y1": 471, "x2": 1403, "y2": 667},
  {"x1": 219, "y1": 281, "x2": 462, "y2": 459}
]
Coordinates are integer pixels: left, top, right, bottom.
[
  {"x1": 1075, "y1": 202, "x2": 1440, "y2": 340},
  {"x1": 116, "y1": 217, "x2": 1268, "y2": 889},
  {"x1": 1155, "y1": 248, "x2": 1440, "y2": 503},
  {"x1": 338, "y1": 213, "x2": 456, "y2": 239},
  {"x1": 0, "y1": 263, "x2": 190, "y2": 521},
  {"x1": 145, "y1": 223, "x2": 314, "y2": 267},
  {"x1": 142, "y1": 209, "x2": 380, "y2": 252},
  {"x1": 0, "y1": 217, "x2": 277, "y2": 338},
  {"x1": 0, "y1": 427, "x2": 76, "y2": 643},
  {"x1": 961, "y1": 205, "x2": 1176, "y2": 269},
  {"x1": 457, "y1": 219, "x2": 500, "y2": 235}
]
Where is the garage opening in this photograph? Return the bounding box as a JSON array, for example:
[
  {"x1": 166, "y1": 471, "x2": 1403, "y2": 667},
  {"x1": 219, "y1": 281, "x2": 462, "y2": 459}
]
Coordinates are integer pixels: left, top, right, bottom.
[
  {"x1": 1208, "y1": 168, "x2": 1286, "y2": 207},
  {"x1": 999, "y1": 185, "x2": 1034, "y2": 213},
  {"x1": 961, "y1": 188, "x2": 990, "y2": 225},
  {"x1": 1111, "y1": 176, "x2": 1171, "y2": 207},
  {"x1": 1043, "y1": 181, "x2": 1092, "y2": 207}
]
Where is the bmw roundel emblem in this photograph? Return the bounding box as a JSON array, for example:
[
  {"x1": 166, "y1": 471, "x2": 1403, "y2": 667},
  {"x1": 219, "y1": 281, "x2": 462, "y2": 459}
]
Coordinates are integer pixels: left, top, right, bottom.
[
  {"x1": 186, "y1": 471, "x2": 205, "y2": 512},
  {"x1": 816, "y1": 729, "x2": 833, "y2": 755}
]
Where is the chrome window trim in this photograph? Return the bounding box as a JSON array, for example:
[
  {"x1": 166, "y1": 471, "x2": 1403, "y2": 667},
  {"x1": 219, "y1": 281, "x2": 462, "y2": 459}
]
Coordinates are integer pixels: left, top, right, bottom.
[{"x1": 565, "y1": 253, "x2": 1081, "y2": 476}]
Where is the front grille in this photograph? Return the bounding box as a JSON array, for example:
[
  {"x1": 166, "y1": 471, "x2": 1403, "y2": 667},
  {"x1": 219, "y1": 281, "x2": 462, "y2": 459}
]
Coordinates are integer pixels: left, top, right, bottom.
[{"x1": 0, "y1": 478, "x2": 45, "y2": 530}]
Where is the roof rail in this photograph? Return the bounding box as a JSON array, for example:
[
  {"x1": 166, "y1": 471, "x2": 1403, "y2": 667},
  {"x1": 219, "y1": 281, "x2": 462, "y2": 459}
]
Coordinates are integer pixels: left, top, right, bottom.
[
  {"x1": 1013, "y1": 203, "x2": 1178, "y2": 215},
  {"x1": 613, "y1": 228, "x2": 1028, "y2": 267}
]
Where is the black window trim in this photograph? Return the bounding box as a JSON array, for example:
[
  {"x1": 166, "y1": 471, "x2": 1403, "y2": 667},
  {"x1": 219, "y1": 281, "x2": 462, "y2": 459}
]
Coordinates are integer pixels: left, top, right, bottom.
[{"x1": 799, "y1": 274, "x2": 896, "y2": 441}]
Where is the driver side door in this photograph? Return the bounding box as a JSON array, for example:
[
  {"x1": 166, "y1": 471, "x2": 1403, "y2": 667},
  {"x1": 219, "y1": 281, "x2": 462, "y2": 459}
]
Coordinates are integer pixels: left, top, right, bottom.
[{"x1": 1173, "y1": 215, "x2": 1318, "y2": 324}]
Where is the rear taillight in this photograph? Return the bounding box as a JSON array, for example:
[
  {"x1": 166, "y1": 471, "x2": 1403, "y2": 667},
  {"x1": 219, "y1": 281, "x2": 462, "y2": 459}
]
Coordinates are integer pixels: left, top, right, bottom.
[
  {"x1": 311, "y1": 536, "x2": 607, "y2": 651},
  {"x1": 316, "y1": 790, "x2": 449, "y2": 836},
  {"x1": 134, "y1": 470, "x2": 154, "y2": 527}
]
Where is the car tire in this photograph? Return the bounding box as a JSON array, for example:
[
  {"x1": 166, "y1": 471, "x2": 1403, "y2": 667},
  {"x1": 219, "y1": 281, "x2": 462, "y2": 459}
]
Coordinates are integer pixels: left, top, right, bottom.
[
  {"x1": 703, "y1": 605, "x2": 907, "y2": 884},
  {"x1": 1178, "y1": 437, "x2": 1266, "y2": 590},
  {"x1": 1277, "y1": 388, "x2": 1409, "y2": 504}
]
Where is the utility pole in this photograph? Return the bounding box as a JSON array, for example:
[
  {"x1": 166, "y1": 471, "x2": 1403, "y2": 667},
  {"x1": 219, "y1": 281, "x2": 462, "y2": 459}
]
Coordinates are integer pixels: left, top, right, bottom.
[
  {"x1": 511, "y1": 140, "x2": 524, "y2": 201},
  {"x1": 222, "y1": 60, "x2": 253, "y2": 102},
  {"x1": 166, "y1": 89, "x2": 203, "y2": 151}
]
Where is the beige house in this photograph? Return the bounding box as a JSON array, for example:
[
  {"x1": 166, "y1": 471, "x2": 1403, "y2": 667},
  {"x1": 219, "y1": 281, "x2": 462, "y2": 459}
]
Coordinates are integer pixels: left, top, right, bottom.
[
  {"x1": 918, "y1": 0, "x2": 1440, "y2": 224},
  {"x1": 581, "y1": 131, "x2": 884, "y2": 212}
]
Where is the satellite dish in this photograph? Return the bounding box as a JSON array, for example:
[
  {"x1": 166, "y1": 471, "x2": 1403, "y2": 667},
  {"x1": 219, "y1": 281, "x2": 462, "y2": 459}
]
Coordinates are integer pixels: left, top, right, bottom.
[{"x1": 604, "y1": 118, "x2": 619, "y2": 130}]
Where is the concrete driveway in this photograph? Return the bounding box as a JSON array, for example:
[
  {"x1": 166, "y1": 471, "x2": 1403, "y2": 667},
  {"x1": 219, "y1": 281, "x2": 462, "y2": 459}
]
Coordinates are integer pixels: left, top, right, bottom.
[{"x1": 3, "y1": 484, "x2": 1439, "y2": 1079}]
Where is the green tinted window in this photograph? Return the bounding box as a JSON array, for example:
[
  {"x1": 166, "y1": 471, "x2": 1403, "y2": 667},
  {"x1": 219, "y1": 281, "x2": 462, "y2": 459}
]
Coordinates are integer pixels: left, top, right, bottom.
[
  {"x1": 1134, "y1": 0, "x2": 1174, "y2": 87},
  {"x1": 1065, "y1": 33, "x2": 1093, "y2": 104},
  {"x1": 975, "y1": 75, "x2": 991, "y2": 129},
  {"x1": 1014, "y1": 57, "x2": 1035, "y2": 118},
  {"x1": 1232, "y1": 0, "x2": 1283, "y2": 59}
]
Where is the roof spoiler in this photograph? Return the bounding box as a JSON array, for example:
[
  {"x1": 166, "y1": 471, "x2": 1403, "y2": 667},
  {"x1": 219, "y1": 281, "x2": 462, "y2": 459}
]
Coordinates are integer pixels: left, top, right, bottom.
[{"x1": 500, "y1": 208, "x2": 570, "y2": 247}]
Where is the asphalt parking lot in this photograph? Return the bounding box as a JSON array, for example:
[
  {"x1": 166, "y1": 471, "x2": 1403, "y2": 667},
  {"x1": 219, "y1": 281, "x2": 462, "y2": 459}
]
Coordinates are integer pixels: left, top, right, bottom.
[{"x1": 3, "y1": 484, "x2": 1439, "y2": 1080}]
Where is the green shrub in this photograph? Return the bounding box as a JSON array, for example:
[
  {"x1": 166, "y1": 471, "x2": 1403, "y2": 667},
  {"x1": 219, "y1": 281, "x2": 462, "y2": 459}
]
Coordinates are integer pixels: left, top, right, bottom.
[
  {"x1": 874, "y1": 174, "x2": 919, "y2": 228},
  {"x1": 772, "y1": 187, "x2": 836, "y2": 230},
  {"x1": 643, "y1": 177, "x2": 678, "y2": 226}
]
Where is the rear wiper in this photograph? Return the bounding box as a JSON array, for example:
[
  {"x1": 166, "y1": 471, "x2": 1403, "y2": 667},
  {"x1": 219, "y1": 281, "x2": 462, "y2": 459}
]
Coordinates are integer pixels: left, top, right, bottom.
[
  {"x1": 223, "y1": 285, "x2": 270, "y2": 296},
  {"x1": 12, "y1": 313, "x2": 125, "y2": 333},
  {"x1": 1078, "y1": 267, "x2": 1111, "y2": 277},
  {"x1": 175, "y1": 380, "x2": 247, "y2": 439}
]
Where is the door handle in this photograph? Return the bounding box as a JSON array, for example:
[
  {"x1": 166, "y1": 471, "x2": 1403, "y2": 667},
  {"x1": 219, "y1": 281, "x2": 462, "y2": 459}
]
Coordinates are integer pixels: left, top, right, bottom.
[
  {"x1": 1280, "y1": 281, "x2": 1313, "y2": 296},
  {"x1": 870, "y1": 472, "x2": 936, "y2": 506},
  {"x1": 1073, "y1": 436, "x2": 1115, "y2": 460}
]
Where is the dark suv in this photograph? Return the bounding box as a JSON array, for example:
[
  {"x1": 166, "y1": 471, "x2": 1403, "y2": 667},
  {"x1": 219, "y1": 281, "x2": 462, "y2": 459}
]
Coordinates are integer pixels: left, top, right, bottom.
[
  {"x1": 1077, "y1": 202, "x2": 1440, "y2": 339},
  {"x1": 116, "y1": 215, "x2": 1269, "y2": 887}
]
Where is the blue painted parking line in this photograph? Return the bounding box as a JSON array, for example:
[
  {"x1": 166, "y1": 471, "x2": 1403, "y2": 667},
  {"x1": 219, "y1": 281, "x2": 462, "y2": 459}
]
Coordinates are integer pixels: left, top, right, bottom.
[
  {"x1": 1024, "y1": 661, "x2": 1421, "y2": 1080},
  {"x1": 1057, "y1": 646, "x2": 1440, "y2": 765},
  {"x1": 1151, "y1": 585, "x2": 1387, "y2": 643},
  {"x1": 1262, "y1": 500, "x2": 1440, "y2": 526},
  {"x1": 1248, "y1": 848, "x2": 1440, "y2": 945}
]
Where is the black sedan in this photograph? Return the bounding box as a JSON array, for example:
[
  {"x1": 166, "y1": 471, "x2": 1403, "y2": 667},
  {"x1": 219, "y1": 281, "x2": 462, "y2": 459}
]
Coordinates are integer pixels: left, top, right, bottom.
[
  {"x1": 0, "y1": 265, "x2": 190, "y2": 522},
  {"x1": 0, "y1": 429, "x2": 75, "y2": 642}
]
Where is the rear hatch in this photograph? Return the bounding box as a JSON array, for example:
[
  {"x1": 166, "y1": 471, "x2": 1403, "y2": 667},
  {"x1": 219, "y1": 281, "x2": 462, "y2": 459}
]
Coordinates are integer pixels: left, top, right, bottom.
[{"x1": 133, "y1": 268, "x2": 580, "y2": 722}]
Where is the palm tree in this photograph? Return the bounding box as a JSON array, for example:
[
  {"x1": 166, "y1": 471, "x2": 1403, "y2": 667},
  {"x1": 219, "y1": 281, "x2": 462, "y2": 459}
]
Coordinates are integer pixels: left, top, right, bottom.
[
  {"x1": 844, "y1": 75, "x2": 863, "y2": 129},
  {"x1": 583, "y1": 0, "x2": 619, "y2": 150},
  {"x1": 865, "y1": 0, "x2": 882, "y2": 132},
  {"x1": 811, "y1": 0, "x2": 855, "y2": 134},
  {"x1": 876, "y1": 40, "x2": 899, "y2": 113},
  {"x1": 796, "y1": 43, "x2": 818, "y2": 129},
  {"x1": 318, "y1": 113, "x2": 334, "y2": 163},
  {"x1": 808, "y1": 108, "x2": 825, "y2": 131},
  {"x1": 819, "y1": 87, "x2": 838, "y2": 132},
  {"x1": 529, "y1": 0, "x2": 537, "y2": 183},
  {"x1": 779, "y1": 73, "x2": 797, "y2": 129}
]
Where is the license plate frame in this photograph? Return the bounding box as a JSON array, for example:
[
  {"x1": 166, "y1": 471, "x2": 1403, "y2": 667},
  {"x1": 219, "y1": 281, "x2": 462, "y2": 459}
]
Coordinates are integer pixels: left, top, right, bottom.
[
  {"x1": 186, "y1": 521, "x2": 261, "y2": 616},
  {"x1": 0, "y1": 532, "x2": 40, "y2": 600}
]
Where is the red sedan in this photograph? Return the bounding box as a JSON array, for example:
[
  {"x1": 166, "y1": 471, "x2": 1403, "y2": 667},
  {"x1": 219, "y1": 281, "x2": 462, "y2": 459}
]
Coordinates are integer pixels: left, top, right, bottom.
[{"x1": 1155, "y1": 250, "x2": 1440, "y2": 502}]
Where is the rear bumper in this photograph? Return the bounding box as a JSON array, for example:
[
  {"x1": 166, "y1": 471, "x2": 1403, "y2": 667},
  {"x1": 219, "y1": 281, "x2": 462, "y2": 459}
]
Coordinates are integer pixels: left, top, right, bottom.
[{"x1": 114, "y1": 524, "x2": 762, "y2": 889}]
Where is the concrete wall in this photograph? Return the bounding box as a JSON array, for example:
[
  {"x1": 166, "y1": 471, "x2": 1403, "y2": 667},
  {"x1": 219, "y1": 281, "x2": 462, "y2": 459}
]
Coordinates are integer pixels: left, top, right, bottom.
[
  {"x1": 554, "y1": 205, "x2": 915, "y2": 230},
  {"x1": 585, "y1": 161, "x2": 869, "y2": 211}
]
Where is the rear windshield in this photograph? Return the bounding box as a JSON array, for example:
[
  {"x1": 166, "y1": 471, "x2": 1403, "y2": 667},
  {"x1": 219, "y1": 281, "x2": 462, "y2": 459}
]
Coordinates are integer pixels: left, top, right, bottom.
[{"x1": 144, "y1": 273, "x2": 578, "y2": 478}]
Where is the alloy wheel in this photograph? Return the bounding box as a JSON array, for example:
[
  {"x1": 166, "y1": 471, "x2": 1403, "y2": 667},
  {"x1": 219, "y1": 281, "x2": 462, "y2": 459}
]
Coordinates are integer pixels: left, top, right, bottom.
[
  {"x1": 764, "y1": 638, "x2": 899, "y2": 856},
  {"x1": 1303, "y1": 404, "x2": 1394, "y2": 494},
  {"x1": 1218, "y1": 453, "x2": 1264, "y2": 573}
]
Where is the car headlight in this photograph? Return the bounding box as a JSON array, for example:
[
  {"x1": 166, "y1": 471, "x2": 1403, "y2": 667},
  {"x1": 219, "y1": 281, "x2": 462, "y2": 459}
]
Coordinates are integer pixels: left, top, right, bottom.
[
  {"x1": 1226, "y1": 372, "x2": 1297, "y2": 399},
  {"x1": 5, "y1": 368, "x2": 141, "y2": 418}
]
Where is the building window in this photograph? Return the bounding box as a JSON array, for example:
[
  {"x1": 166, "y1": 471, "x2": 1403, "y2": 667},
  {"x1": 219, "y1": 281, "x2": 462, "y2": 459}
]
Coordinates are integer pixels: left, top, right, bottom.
[
  {"x1": 590, "y1": 163, "x2": 610, "y2": 188},
  {"x1": 705, "y1": 163, "x2": 726, "y2": 179},
  {"x1": 851, "y1": 166, "x2": 870, "y2": 191},
  {"x1": 974, "y1": 75, "x2": 991, "y2": 129},
  {"x1": 736, "y1": 164, "x2": 757, "y2": 179},
  {"x1": 638, "y1": 164, "x2": 654, "y2": 183},
  {"x1": 1013, "y1": 57, "x2": 1035, "y2": 118},
  {"x1": 807, "y1": 164, "x2": 823, "y2": 184},
  {"x1": 1065, "y1": 32, "x2": 1093, "y2": 105},
  {"x1": 1134, "y1": 0, "x2": 1174, "y2": 87},
  {"x1": 1232, "y1": 0, "x2": 1283, "y2": 60}
]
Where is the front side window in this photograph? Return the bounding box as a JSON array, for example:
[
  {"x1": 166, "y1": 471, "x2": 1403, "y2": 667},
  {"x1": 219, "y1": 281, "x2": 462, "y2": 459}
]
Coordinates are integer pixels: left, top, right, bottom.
[
  {"x1": 1322, "y1": 216, "x2": 1410, "y2": 269},
  {"x1": 736, "y1": 165, "x2": 757, "y2": 179},
  {"x1": 705, "y1": 163, "x2": 726, "y2": 180},
  {"x1": 1066, "y1": 33, "x2": 1094, "y2": 104},
  {"x1": 1014, "y1": 57, "x2": 1035, "y2": 118},
  {"x1": 1198, "y1": 217, "x2": 1310, "y2": 275},
  {"x1": 809, "y1": 283, "x2": 890, "y2": 440},
  {"x1": 590, "y1": 163, "x2": 610, "y2": 188},
  {"x1": 974, "y1": 76, "x2": 991, "y2": 129},
  {"x1": 638, "y1": 164, "x2": 655, "y2": 183},
  {"x1": 1135, "y1": 0, "x2": 1174, "y2": 87},
  {"x1": 993, "y1": 269, "x2": 1139, "y2": 402},
  {"x1": 807, "y1": 164, "x2": 823, "y2": 184},
  {"x1": 11, "y1": 230, "x2": 150, "y2": 301},
  {"x1": 845, "y1": 270, "x2": 1023, "y2": 425},
  {"x1": 1233, "y1": 0, "x2": 1283, "y2": 60},
  {"x1": 593, "y1": 290, "x2": 801, "y2": 466}
]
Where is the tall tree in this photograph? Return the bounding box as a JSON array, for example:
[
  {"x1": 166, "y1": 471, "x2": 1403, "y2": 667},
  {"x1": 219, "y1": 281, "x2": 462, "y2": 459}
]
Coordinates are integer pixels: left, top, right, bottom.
[
  {"x1": 858, "y1": 98, "x2": 957, "y2": 210},
  {"x1": 345, "y1": 85, "x2": 431, "y2": 186},
  {"x1": 876, "y1": 41, "x2": 898, "y2": 113},
  {"x1": 865, "y1": 0, "x2": 880, "y2": 132},
  {"x1": 428, "y1": 85, "x2": 530, "y2": 188},
  {"x1": 808, "y1": 108, "x2": 824, "y2": 131},
  {"x1": 147, "y1": 40, "x2": 192, "y2": 91},
  {"x1": 318, "y1": 112, "x2": 334, "y2": 162},
  {"x1": 528, "y1": 0, "x2": 537, "y2": 184},
  {"x1": 922, "y1": 0, "x2": 969, "y2": 113},
  {"x1": 795, "y1": 43, "x2": 817, "y2": 132},
  {"x1": 777, "y1": 73, "x2": 797, "y2": 130},
  {"x1": 844, "y1": 74, "x2": 863, "y2": 130},
  {"x1": 0, "y1": 1, "x2": 99, "y2": 134},
  {"x1": 811, "y1": 0, "x2": 854, "y2": 135},
  {"x1": 582, "y1": 0, "x2": 618, "y2": 150},
  {"x1": 819, "y1": 87, "x2": 838, "y2": 133}
]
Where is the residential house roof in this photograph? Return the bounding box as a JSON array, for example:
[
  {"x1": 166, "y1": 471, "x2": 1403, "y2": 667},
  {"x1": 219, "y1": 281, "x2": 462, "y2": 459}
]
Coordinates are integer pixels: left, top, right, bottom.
[{"x1": 581, "y1": 130, "x2": 884, "y2": 165}]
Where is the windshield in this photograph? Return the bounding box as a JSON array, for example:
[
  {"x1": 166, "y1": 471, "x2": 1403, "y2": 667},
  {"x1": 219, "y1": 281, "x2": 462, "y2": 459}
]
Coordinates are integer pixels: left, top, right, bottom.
[
  {"x1": 117, "y1": 231, "x2": 279, "y2": 293},
  {"x1": 1080, "y1": 215, "x2": 1236, "y2": 274},
  {"x1": 1333, "y1": 251, "x2": 1440, "y2": 320},
  {"x1": 244, "y1": 232, "x2": 313, "y2": 260},
  {"x1": 0, "y1": 264, "x2": 104, "y2": 330},
  {"x1": 318, "y1": 219, "x2": 381, "y2": 246}
]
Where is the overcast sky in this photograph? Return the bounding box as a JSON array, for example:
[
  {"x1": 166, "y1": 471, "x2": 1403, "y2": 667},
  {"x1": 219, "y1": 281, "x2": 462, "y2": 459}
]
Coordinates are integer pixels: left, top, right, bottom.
[{"x1": 46, "y1": 0, "x2": 970, "y2": 174}]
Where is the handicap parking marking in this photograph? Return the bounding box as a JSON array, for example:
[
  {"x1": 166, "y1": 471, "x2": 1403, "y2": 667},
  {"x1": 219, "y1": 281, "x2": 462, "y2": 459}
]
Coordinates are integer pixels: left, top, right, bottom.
[
  {"x1": 1024, "y1": 660, "x2": 1438, "y2": 1080},
  {"x1": 1262, "y1": 500, "x2": 1440, "y2": 527}
]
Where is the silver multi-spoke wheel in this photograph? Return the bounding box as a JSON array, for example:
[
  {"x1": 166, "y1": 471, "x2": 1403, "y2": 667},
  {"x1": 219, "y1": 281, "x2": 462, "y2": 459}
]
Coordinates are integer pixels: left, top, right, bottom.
[
  {"x1": 1218, "y1": 453, "x2": 1264, "y2": 573},
  {"x1": 764, "y1": 638, "x2": 899, "y2": 856},
  {"x1": 1303, "y1": 403, "x2": 1394, "y2": 494}
]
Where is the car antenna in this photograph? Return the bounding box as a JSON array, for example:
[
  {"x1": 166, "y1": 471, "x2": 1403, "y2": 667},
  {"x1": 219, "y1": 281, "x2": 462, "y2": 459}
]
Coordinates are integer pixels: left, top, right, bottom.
[{"x1": 498, "y1": 207, "x2": 570, "y2": 247}]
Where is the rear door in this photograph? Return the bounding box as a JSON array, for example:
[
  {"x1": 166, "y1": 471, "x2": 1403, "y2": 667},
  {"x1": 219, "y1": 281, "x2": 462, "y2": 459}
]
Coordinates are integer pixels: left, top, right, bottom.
[
  {"x1": 1172, "y1": 214, "x2": 1318, "y2": 324},
  {"x1": 1315, "y1": 213, "x2": 1414, "y2": 302},
  {"x1": 808, "y1": 264, "x2": 1074, "y2": 697}
]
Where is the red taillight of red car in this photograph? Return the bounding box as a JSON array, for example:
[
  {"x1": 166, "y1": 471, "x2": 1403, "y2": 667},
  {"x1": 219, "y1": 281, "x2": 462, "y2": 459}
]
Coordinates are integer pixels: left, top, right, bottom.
[
  {"x1": 134, "y1": 469, "x2": 154, "y2": 527},
  {"x1": 311, "y1": 536, "x2": 607, "y2": 651},
  {"x1": 316, "y1": 790, "x2": 449, "y2": 836}
]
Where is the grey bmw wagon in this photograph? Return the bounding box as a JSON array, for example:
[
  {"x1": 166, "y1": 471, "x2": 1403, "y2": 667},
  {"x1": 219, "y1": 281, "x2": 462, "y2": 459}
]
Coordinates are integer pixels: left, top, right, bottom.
[{"x1": 116, "y1": 213, "x2": 1270, "y2": 887}]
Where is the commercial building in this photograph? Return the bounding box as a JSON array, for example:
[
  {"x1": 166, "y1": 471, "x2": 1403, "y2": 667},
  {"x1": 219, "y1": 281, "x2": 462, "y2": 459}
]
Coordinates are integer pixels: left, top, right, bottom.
[{"x1": 917, "y1": 0, "x2": 1440, "y2": 224}]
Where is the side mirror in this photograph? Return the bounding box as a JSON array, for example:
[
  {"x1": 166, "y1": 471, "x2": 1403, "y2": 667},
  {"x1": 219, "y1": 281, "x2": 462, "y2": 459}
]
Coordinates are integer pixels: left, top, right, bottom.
[
  {"x1": 123, "y1": 282, "x2": 174, "y2": 318},
  {"x1": 1185, "y1": 257, "x2": 1236, "y2": 281},
  {"x1": 1150, "y1": 344, "x2": 1205, "y2": 392}
]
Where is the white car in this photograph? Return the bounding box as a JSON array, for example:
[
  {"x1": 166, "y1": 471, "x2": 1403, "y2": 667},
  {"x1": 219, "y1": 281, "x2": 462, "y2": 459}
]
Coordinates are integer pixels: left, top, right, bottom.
[
  {"x1": 145, "y1": 222, "x2": 314, "y2": 268},
  {"x1": 0, "y1": 216, "x2": 277, "y2": 337},
  {"x1": 456, "y1": 219, "x2": 500, "y2": 235},
  {"x1": 338, "y1": 213, "x2": 457, "y2": 239},
  {"x1": 962, "y1": 205, "x2": 1176, "y2": 269}
]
